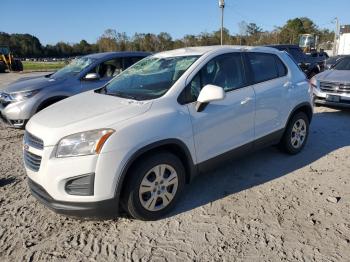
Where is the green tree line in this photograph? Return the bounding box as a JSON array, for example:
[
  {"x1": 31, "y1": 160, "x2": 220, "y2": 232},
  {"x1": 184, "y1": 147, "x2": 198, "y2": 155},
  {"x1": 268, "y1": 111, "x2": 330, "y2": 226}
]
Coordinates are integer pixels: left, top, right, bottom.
[{"x1": 0, "y1": 17, "x2": 334, "y2": 58}]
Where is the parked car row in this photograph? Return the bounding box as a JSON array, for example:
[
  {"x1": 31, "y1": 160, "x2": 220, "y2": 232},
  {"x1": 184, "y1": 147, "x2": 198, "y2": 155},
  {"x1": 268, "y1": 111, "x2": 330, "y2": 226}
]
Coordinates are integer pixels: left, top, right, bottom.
[{"x1": 3, "y1": 45, "x2": 348, "y2": 220}]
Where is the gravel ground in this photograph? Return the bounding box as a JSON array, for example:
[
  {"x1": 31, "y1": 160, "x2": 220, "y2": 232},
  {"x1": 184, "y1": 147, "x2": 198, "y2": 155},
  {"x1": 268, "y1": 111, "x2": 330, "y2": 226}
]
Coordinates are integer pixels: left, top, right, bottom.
[{"x1": 0, "y1": 73, "x2": 349, "y2": 261}]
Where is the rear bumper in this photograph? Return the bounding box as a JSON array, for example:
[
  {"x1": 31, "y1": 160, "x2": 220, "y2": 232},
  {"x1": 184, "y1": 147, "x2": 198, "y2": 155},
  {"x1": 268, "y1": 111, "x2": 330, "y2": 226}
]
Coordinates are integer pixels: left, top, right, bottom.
[{"x1": 28, "y1": 178, "x2": 119, "y2": 218}]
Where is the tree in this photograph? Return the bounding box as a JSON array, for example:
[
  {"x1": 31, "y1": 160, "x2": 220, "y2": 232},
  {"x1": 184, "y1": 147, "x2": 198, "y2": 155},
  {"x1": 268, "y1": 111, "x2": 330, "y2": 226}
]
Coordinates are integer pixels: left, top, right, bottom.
[
  {"x1": 157, "y1": 32, "x2": 173, "y2": 51},
  {"x1": 97, "y1": 29, "x2": 118, "y2": 52},
  {"x1": 246, "y1": 23, "x2": 263, "y2": 36},
  {"x1": 278, "y1": 17, "x2": 319, "y2": 44},
  {"x1": 0, "y1": 17, "x2": 337, "y2": 58}
]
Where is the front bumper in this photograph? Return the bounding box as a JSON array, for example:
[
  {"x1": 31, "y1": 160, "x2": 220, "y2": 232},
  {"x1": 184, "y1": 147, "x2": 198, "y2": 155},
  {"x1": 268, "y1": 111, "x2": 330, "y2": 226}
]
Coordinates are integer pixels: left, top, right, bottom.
[
  {"x1": 314, "y1": 97, "x2": 350, "y2": 108},
  {"x1": 0, "y1": 102, "x2": 29, "y2": 128},
  {"x1": 28, "y1": 178, "x2": 119, "y2": 218},
  {"x1": 313, "y1": 88, "x2": 350, "y2": 108}
]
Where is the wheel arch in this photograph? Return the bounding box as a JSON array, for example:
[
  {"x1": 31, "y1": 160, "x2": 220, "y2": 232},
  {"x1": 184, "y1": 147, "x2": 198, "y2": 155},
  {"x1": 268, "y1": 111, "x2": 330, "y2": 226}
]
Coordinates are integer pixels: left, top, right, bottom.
[
  {"x1": 115, "y1": 139, "x2": 197, "y2": 200},
  {"x1": 286, "y1": 102, "x2": 313, "y2": 127},
  {"x1": 36, "y1": 96, "x2": 69, "y2": 113}
]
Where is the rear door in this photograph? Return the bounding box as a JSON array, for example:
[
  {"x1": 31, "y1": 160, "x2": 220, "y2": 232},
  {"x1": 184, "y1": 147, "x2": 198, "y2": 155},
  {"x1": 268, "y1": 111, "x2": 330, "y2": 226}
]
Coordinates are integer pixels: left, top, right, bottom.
[
  {"x1": 245, "y1": 52, "x2": 290, "y2": 139},
  {"x1": 184, "y1": 52, "x2": 255, "y2": 163}
]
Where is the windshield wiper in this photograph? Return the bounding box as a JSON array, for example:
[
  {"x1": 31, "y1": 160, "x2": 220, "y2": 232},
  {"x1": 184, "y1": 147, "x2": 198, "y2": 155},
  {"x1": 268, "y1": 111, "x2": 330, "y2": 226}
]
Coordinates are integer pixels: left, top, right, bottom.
[{"x1": 112, "y1": 91, "x2": 139, "y2": 100}]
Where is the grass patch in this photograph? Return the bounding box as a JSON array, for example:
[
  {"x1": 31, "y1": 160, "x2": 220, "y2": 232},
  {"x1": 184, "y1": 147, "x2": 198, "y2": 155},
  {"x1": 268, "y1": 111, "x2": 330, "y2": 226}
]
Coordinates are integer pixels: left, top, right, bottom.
[{"x1": 22, "y1": 61, "x2": 66, "y2": 71}]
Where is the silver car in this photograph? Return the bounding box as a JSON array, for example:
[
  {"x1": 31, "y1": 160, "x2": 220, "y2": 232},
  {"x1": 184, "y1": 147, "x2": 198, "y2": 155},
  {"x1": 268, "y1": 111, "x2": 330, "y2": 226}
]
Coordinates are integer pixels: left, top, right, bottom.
[
  {"x1": 312, "y1": 56, "x2": 350, "y2": 108},
  {"x1": 0, "y1": 51, "x2": 150, "y2": 128}
]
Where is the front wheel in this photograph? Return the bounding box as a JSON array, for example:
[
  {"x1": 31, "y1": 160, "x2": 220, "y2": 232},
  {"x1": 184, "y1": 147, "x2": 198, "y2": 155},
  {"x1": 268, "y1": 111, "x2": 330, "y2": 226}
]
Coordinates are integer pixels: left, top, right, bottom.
[
  {"x1": 122, "y1": 152, "x2": 186, "y2": 220},
  {"x1": 279, "y1": 112, "x2": 309, "y2": 154}
]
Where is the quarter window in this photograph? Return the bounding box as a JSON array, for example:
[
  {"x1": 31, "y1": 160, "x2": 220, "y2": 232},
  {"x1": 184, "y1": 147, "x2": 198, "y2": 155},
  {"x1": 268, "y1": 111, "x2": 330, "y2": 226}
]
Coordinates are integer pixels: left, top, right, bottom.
[{"x1": 275, "y1": 56, "x2": 288, "y2": 77}]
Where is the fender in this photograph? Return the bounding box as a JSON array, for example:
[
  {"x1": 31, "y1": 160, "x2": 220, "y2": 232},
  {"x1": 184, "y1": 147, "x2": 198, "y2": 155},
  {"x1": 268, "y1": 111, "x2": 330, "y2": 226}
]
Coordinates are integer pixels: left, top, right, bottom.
[
  {"x1": 114, "y1": 138, "x2": 197, "y2": 199},
  {"x1": 285, "y1": 102, "x2": 313, "y2": 126},
  {"x1": 35, "y1": 96, "x2": 68, "y2": 113}
]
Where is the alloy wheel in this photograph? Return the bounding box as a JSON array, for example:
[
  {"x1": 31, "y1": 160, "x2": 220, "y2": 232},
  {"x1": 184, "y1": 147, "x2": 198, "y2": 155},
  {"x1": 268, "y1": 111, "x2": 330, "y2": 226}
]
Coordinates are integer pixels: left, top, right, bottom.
[
  {"x1": 291, "y1": 119, "x2": 307, "y2": 149},
  {"x1": 138, "y1": 164, "x2": 179, "y2": 212}
]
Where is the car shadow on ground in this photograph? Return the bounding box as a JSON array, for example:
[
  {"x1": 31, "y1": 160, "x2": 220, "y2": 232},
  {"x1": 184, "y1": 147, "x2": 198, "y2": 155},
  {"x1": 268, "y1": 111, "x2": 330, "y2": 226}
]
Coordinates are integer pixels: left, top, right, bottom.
[
  {"x1": 169, "y1": 108, "x2": 350, "y2": 217},
  {"x1": 0, "y1": 177, "x2": 16, "y2": 187}
]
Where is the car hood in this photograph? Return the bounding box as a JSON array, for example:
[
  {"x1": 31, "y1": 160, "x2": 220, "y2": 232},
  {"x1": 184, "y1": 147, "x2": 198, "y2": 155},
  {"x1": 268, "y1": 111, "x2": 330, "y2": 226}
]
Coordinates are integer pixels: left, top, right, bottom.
[
  {"x1": 3, "y1": 75, "x2": 66, "y2": 93},
  {"x1": 26, "y1": 91, "x2": 153, "y2": 146},
  {"x1": 315, "y1": 70, "x2": 350, "y2": 84}
]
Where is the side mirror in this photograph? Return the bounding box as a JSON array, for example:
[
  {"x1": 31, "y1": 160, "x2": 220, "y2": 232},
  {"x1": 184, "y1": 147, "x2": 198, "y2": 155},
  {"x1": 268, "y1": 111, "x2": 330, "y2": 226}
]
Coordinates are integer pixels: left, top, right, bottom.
[
  {"x1": 84, "y1": 73, "x2": 100, "y2": 81},
  {"x1": 196, "y1": 84, "x2": 225, "y2": 112}
]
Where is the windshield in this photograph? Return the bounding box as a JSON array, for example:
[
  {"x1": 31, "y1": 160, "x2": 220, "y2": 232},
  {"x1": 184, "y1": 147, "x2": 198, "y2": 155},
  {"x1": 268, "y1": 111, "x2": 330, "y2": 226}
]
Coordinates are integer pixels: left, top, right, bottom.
[
  {"x1": 334, "y1": 58, "x2": 350, "y2": 70},
  {"x1": 51, "y1": 57, "x2": 96, "y2": 79},
  {"x1": 100, "y1": 55, "x2": 199, "y2": 100}
]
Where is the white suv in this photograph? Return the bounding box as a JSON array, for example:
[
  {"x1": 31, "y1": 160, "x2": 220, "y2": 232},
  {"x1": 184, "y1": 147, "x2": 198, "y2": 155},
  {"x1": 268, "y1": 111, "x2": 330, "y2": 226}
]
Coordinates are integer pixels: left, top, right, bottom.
[{"x1": 24, "y1": 46, "x2": 313, "y2": 220}]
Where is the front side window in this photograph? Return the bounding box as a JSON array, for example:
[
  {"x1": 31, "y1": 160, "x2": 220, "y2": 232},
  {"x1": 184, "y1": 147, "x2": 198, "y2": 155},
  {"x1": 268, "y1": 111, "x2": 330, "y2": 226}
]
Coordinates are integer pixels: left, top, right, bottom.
[
  {"x1": 51, "y1": 57, "x2": 96, "y2": 79},
  {"x1": 247, "y1": 53, "x2": 282, "y2": 83},
  {"x1": 333, "y1": 57, "x2": 350, "y2": 70},
  {"x1": 181, "y1": 53, "x2": 246, "y2": 103},
  {"x1": 99, "y1": 55, "x2": 199, "y2": 100},
  {"x1": 88, "y1": 58, "x2": 123, "y2": 79}
]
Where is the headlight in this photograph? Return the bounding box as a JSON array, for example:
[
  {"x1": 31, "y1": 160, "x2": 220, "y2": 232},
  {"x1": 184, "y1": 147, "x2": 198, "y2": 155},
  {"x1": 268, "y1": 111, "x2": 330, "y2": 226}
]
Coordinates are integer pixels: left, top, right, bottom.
[
  {"x1": 10, "y1": 89, "x2": 41, "y2": 102},
  {"x1": 56, "y1": 129, "x2": 115, "y2": 158},
  {"x1": 310, "y1": 77, "x2": 318, "y2": 89}
]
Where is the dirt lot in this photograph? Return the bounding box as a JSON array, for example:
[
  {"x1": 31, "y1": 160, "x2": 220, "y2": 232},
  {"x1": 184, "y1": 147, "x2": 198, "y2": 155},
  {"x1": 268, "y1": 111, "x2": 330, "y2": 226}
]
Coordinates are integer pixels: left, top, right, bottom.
[{"x1": 0, "y1": 73, "x2": 349, "y2": 261}]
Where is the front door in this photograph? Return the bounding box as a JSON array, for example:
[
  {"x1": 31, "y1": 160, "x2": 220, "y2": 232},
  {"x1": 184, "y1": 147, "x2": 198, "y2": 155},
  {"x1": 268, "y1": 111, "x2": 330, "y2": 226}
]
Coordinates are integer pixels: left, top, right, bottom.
[
  {"x1": 81, "y1": 57, "x2": 124, "y2": 91},
  {"x1": 184, "y1": 53, "x2": 255, "y2": 163}
]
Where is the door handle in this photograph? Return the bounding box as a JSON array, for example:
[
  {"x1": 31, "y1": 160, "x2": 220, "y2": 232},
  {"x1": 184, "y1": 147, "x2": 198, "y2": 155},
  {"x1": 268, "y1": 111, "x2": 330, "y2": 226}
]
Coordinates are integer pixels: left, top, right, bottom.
[{"x1": 240, "y1": 97, "x2": 252, "y2": 105}]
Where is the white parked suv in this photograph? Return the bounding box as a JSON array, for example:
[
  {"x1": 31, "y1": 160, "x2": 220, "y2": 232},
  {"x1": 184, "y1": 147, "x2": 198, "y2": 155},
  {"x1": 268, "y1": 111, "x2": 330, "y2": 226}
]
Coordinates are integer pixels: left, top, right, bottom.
[{"x1": 24, "y1": 46, "x2": 313, "y2": 220}]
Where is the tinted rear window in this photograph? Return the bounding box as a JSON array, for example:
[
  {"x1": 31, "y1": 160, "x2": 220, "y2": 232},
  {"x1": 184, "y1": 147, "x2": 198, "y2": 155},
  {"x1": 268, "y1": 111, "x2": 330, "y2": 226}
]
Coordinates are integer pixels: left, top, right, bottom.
[{"x1": 247, "y1": 53, "x2": 279, "y2": 83}]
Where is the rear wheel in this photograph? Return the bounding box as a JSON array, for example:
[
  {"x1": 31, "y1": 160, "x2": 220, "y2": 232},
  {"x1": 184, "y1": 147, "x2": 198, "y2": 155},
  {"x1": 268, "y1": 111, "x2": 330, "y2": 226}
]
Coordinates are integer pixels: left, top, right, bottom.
[
  {"x1": 122, "y1": 152, "x2": 185, "y2": 220},
  {"x1": 279, "y1": 112, "x2": 309, "y2": 154}
]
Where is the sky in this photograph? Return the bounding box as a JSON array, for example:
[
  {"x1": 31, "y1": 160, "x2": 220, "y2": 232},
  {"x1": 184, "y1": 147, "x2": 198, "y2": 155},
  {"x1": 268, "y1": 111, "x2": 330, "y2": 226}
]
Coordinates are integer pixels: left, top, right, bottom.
[{"x1": 1, "y1": 0, "x2": 349, "y2": 45}]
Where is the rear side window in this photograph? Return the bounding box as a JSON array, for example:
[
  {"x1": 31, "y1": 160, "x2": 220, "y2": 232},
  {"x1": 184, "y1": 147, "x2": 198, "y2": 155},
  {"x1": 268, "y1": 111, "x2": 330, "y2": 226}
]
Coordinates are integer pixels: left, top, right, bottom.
[
  {"x1": 247, "y1": 53, "x2": 287, "y2": 83},
  {"x1": 247, "y1": 53, "x2": 278, "y2": 83}
]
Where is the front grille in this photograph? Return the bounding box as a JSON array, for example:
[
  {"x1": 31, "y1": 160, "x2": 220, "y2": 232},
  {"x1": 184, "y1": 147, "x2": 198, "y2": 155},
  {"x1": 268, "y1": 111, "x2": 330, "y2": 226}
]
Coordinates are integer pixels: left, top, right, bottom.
[
  {"x1": 320, "y1": 81, "x2": 350, "y2": 94},
  {"x1": 24, "y1": 150, "x2": 42, "y2": 172},
  {"x1": 24, "y1": 132, "x2": 44, "y2": 150}
]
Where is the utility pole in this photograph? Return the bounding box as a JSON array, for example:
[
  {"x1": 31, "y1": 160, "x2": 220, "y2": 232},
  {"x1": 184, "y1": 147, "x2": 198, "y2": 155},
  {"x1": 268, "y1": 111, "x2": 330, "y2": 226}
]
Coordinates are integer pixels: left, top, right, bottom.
[
  {"x1": 333, "y1": 17, "x2": 339, "y2": 56},
  {"x1": 219, "y1": 0, "x2": 225, "y2": 45}
]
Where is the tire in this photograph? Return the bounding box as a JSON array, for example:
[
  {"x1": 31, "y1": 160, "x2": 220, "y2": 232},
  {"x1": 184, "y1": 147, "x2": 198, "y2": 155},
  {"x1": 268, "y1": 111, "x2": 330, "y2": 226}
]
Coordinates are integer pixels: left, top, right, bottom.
[
  {"x1": 11, "y1": 59, "x2": 23, "y2": 72},
  {"x1": 122, "y1": 152, "x2": 186, "y2": 220},
  {"x1": 0, "y1": 61, "x2": 6, "y2": 73},
  {"x1": 279, "y1": 112, "x2": 309, "y2": 155}
]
